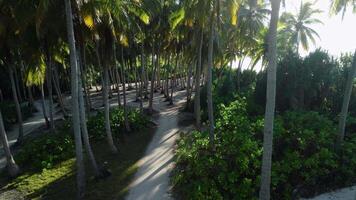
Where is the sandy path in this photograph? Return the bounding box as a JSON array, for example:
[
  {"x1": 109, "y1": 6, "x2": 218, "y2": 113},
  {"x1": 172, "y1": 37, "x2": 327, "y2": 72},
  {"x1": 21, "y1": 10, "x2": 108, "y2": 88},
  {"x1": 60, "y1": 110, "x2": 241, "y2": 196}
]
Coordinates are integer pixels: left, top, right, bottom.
[
  {"x1": 305, "y1": 186, "x2": 356, "y2": 200},
  {"x1": 125, "y1": 90, "x2": 188, "y2": 200},
  {"x1": 0, "y1": 100, "x2": 62, "y2": 169}
]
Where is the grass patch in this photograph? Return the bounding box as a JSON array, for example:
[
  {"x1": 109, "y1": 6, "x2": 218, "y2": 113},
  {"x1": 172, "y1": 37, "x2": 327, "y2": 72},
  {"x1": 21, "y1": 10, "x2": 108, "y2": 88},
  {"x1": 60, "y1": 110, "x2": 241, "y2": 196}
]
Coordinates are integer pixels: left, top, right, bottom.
[{"x1": 0, "y1": 127, "x2": 155, "y2": 200}]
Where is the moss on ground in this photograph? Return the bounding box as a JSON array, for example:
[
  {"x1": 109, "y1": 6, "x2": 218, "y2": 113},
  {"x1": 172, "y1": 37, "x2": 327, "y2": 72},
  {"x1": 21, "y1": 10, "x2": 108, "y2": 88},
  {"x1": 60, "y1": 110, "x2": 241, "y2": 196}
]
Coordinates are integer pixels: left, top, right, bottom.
[{"x1": 0, "y1": 127, "x2": 155, "y2": 200}]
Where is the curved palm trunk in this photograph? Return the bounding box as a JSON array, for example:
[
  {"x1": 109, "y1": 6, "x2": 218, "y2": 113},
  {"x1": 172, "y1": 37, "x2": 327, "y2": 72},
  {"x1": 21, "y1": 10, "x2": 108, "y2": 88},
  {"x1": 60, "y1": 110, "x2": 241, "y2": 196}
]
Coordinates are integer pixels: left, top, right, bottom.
[
  {"x1": 53, "y1": 63, "x2": 68, "y2": 116},
  {"x1": 207, "y1": 6, "x2": 215, "y2": 147},
  {"x1": 78, "y1": 65, "x2": 100, "y2": 177},
  {"x1": 259, "y1": 0, "x2": 281, "y2": 199},
  {"x1": 0, "y1": 111, "x2": 20, "y2": 177},
  {"x1": 9, "y1": 68, "x2": 24, "y2": 144},
  {"x1": 194, "y1": 29, "x2": 204, "y2": 129},
  {"x1": 103, "y1": 63, "x2": 118, "y2": 153},
  {"x1": 337, "y1": 51, "x2": 356, "y2": 149},
  {"x1": 64, "y1": 0, "x2": 85, "y2": 198}
]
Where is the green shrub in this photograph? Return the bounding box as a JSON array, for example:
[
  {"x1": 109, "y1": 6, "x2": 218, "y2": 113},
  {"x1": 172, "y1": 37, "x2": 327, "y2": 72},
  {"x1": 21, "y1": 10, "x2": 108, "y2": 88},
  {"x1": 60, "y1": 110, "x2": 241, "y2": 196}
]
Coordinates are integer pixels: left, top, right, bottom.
[
  {"x1": 173, "y1": 100, "x2": 262, "y2": 200},
  {"x1": 14, "y1": 107, "x2": 148, "y2": 171},
  {"x1": 173, "y1": 99, "x2": 356, "y2": 199},
  {"x1": 87, "y1": 107, "x2": 149, "y2": 140},
  {"x1": 15, "y1": 131, "x2": 75, "y2": 170}
]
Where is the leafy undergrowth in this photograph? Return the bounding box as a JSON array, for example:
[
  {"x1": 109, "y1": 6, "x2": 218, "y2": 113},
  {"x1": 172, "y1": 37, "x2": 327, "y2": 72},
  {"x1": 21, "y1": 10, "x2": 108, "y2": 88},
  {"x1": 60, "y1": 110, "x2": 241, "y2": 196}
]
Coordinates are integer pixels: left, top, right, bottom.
[
  {"x1": 0, "y1": 107, "x2": 154, "y2": 200},
  {"x1": 172, "y1": 98, "x2": 356, "y2": 200}
]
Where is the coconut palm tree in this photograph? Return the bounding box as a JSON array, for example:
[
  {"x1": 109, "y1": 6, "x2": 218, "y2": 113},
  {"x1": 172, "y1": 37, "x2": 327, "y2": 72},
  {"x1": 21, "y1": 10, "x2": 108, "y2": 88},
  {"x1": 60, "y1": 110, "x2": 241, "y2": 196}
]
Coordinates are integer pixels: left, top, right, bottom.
[
  {"x1": 330, "y1": 0, "x2": 356, "y2": 149},
  {"x1": 0, "y1": 110, "x2": 20, "y2": 177},
  {"x1": 64, "y1": 0, "x2": 85, "y2": 198},
  {"x1": 280, "y1": 1, "x2": 323, "y2": 54},
  {"x1": 259, "y1": 0, "x2": 281, "y2": 199}
]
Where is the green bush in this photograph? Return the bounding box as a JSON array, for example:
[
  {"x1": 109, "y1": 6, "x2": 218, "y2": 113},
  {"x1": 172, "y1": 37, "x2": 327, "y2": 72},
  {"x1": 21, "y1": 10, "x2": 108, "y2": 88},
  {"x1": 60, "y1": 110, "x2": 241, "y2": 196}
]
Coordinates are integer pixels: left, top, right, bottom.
[
  {"x1": 173, "y1": 99, "x2": 356, "y2": 199},
  {"x1": 87, "y1": 107, "x2": 149, "y2": 140},
  {"x1": 173, "y1": 100, "x2": 262, "y2": 200},
  {"x1": 15, "y1": 131, "x2": 75, "y2": 170},
  {"x1": 15, "y1": 107, "x2": 148, "y2": 171}
]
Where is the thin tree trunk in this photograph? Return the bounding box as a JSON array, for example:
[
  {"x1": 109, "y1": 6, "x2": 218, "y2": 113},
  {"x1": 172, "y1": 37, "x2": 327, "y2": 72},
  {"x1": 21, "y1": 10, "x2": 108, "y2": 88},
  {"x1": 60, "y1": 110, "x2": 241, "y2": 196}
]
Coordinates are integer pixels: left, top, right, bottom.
[
  {"x1": 78, "y1": 62, "x2": 100, "y2": 177},
  {"x1": 337, "y1": 51, "x2": 356, "y2": 149},
  {"x1": 9, "y1": 68, "x2": 24, "y2": 144},
  {"x1": 81, "y1": 43, "x2": 92, "y2": 112},
  {"x1": 46, "y1": 53, "x2": 55, "y2": 132},
  {"x1": 103, "y1": 61, "x2": 118, "y2": 153},
  {"x1": 64, "y1": 0, "x2": 85, "y2": 198},
  {"x1": 149, "y1": 45, "x2": 157, "y2": 113},
  {"x1": 194, "y1": 29, "x2": 204, "y2": 129},
  {"x1": 207, "y1": 4, "x2": 216, "y2": 147},
  {"x1": 120, "y1": 47, "x2": 131, "y2": 132},
  {"x1": 259, "y1": 0, "x2": 281, "y2": 199},
  {"x1": 40, "y1": 84, "x2": 50, "y2": 128},
  {"x1": 0, "y1": 111, "x2": 20, "y2": 177},
  {"x1": 52, "y1": 67, "x2": 68, "y2": 117},
  {"x1": 187, "y1": 61, "x2": 194, "y2": 104},
  {"x1": 139, "y1": 43, "x2": 145, "y2": 112},
  {"x1": 14, "y1": 69, "x2": 23, "y2": 103}
]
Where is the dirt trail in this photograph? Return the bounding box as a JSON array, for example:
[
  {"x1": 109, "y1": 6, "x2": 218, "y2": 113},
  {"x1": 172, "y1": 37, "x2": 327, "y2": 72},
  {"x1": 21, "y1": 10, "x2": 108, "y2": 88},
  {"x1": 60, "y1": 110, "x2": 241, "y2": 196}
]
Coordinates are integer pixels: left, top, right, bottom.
[{"x1": 125, "y1": 90, "x2": 190, "y2": 200}]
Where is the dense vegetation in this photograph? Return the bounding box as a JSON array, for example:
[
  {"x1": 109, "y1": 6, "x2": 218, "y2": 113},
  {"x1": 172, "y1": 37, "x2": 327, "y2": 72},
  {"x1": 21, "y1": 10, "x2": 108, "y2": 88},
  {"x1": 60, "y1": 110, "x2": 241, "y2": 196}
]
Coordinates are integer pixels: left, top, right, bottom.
[
  {"x1": 1, "y1": 0, "x2": 356, "y2": 199},
  {"x1": 1, "y1": 107, "x2": 151, "y2": 199}
]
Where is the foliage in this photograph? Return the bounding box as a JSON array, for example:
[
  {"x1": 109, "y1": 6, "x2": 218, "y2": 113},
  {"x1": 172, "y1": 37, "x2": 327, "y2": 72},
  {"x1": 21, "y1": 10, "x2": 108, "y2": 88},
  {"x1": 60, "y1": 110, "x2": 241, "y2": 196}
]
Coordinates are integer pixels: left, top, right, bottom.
[
  {"x1": 173, "y1": 99, "x2": 356, "y2": 199},
  {"x1": 14, "y1": 107, "x2": 149, "y2": 171},
  {"x1": 87, "y1": 107, "x2": 149, "y2": 140},
  {"x1": 15, "y1": 130, "x2": 75, "y2": 170}
]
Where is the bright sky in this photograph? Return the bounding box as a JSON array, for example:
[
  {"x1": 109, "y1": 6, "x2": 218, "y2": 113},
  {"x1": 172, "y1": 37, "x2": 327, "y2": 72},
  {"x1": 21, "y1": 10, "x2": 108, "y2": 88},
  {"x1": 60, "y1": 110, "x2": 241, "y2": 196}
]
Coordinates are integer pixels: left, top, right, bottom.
[
  {"x1": 234, "y1": 0, "x2": 356, "y2": 70},
  {"x1": 285, "y1": 0, "x2": 356, "y2": 57}
]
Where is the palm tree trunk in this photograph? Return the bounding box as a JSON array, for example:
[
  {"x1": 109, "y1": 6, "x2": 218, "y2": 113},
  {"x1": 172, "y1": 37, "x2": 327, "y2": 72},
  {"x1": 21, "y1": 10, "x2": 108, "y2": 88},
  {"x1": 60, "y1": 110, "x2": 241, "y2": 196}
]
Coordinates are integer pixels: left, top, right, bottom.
[
  {"x1": 81, "y1": 44, "x2": 92, "y2": 112},
  {"x1": 78, "y1": 63, "x2": 100, "y2": 177},
  {"x1": 0, "y1": 111, "x2": 20, "y2": 177},
  {"x1": 40, "y1": 84, "x2": 50, "y2": 128},
  {"x1": 46, "y1": 53, "x2": 55, "y2": 132},
  {"x1": 103, "y1": 61, "x2": 118, "y2": 153},
  {"x1": 186, "y1": 61, "x2": 194, "y2": 104},
  {"x1": 139, "y1": 43, "x2": 145, "y2": 112},
  {"x1": 120, "y1": 47, "x2": 131, "y2": 132},
  {"x1": 259, "y1": 0, "x2": 281, "y2": 199},
  {"x1": 194, "y1": 29, "x2": 204, "y2": 129},
  {"x1": 207, "y1": 4, "x2": 216, "y2": 147},
  {"x1": 64, "y1": 0, "x2": 85, "y2": 198},
  {"x1": 53, "y1": 63, "x2": 67, "y2": 111},
  {"x1": 337, "y1": 50, "x2": 356, "y2": 149},
  {"x1": 9, "y1": 68, "x2": 24, "y2": 144},
  {"x1": 149, "y1": 45, "x2": 157, "y2": 113},
  {"x1": 14, "y1": 69, "x2": 23, "y2": 103}
]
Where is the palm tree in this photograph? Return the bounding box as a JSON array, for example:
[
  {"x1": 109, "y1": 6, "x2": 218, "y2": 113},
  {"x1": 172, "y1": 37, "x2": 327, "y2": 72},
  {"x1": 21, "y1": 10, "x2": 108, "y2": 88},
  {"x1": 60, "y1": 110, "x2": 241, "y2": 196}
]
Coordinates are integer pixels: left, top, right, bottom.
[
  {"x1": 0, "y1": 110, "x2": 20, "y2": 177},
  {"x1": 259, "y1": 0, "x2": 281, "y2": 199},
  {"x1": 64, "y1": 0, "x2": 85, "y2": 198},
  {"x1": 280, "y1": 2, "x2": 323, "y2": 54},
  {"x1": 207, "y1": 0, "x2": 216, "y2": 146},
  {"x1": 331, "y1": 0, "x2": 356, "y2": 149}
]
